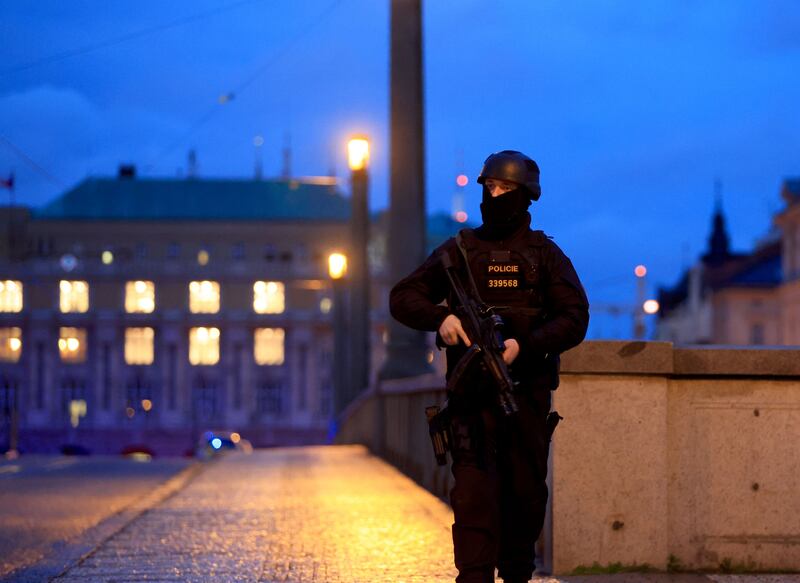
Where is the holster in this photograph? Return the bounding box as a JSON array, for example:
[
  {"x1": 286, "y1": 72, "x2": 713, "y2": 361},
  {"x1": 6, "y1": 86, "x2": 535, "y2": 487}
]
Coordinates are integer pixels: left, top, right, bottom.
[
  {"x1": 425, "y1": 405, "x2": 452, "y2": 466},
  {"x1": 546, "y1": 410, "x2": 563, "y2": 441}
]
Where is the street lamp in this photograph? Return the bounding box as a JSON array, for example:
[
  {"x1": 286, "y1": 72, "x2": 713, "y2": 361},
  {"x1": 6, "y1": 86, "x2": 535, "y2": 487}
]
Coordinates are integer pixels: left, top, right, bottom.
[
  {"x1": 328, "y1": 253, "x2": 347, "y2": 280},
  {"x1": 328, "y1": 252, "x2": 349, "y2": 418},
  {"x1": 347, "y1": 137, "x2": 369, "y2": 171},
  {"x1": 590, "y1": 265, "x2": 661, "y2": 339},
  {"x1": 347, "y1": 136, "x2": 371, "y2": 405},
  {"x1": 643, "y1": 299, "x2": 660, "y2": 315}
]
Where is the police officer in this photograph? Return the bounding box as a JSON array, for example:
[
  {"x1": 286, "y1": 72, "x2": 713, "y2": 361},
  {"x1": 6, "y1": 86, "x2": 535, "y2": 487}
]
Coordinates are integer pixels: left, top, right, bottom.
[{"x1": 389, "y1": 150, "x2": 589, "y2": 583}]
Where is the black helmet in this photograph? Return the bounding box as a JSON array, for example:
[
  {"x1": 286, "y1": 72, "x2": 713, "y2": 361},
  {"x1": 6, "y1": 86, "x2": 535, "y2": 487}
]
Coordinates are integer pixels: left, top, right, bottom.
[{"x1": 477, "y1": 150, "x2": 541, "y2": 201}]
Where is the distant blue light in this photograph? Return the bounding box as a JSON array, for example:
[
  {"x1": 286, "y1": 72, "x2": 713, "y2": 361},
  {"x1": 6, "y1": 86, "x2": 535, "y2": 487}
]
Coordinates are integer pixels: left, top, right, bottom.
[{"x1": 211, "y1": 438, "x2": 222, "y2": 449}]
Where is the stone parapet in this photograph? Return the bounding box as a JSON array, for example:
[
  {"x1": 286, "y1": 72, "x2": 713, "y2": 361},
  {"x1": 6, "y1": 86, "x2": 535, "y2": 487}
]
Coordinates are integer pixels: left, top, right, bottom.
[
  {"x1": 561, "y1": 340, "x2": 800, "y2": 377},
  {"x1": 338, "y1": 340, "x2": 800, "y2": 574}
]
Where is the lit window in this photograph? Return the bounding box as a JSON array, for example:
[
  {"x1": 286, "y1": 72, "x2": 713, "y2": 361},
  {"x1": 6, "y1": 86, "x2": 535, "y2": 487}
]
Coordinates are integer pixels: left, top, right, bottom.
[
  {"x1": 59, "y1": 280, "x2": 89, "y2": 313},
  {"x1": 126, "y1": 281, "x2": 155, "y2": 313},
  {"x1": 0, "y1": 327, "x2": 22, "y2": 362},
  {"x1": 59, "y1": 327, "x2": 87, "y2": 363},
  {"x1": 253, "y1": 281, "x2": 285, "y2": 314},
  {"x1": 69, "y1": 399, "x2": 87, "y2": 428},
  {"x1": 197, "y1": 249, "x2": 210, "y2": 266},
  {"x1": 254, "y1": 328, "x2": 285, "y2": 365},
  {"x1": 0, "y1": 280, "x2": 23, "y2": 312},
  {"x1": 319, "y1": 297, "x2": 332, "y2": 314},
  {"x1": 189, "y1": 281, "x2": 220, "y2": 313},
  {"x1": 189, "y1": 327, "x2": 220, "y2": 365},
  {"x1": 125, "y1": 327, "x2": 155, "y2": 365},
  {"x1": 101, "y1": 250, "x2": 114, "y2": 264}
]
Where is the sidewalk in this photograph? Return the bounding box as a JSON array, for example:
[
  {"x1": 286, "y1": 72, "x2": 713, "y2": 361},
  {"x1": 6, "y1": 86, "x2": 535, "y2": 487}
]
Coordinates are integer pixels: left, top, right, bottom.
[
  {"x1": 8, "y1": 445, "x2": 799, "y2": 582},
  {"x1": 42, "y1": 446, "x2": 457, "y2": 582}
]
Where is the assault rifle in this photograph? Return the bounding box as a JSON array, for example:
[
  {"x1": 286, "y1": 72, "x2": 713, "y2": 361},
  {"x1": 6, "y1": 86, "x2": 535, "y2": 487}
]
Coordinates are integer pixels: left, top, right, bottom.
[
  {"x1": 424, "y1": 249, "x2": 519, "y2": 466},
  {"x1": 425, "y1": 248, "x2": 565, "y2": 466},
  {"x1": 438, "y1": 250, "x2": 519, "y2": 416}
]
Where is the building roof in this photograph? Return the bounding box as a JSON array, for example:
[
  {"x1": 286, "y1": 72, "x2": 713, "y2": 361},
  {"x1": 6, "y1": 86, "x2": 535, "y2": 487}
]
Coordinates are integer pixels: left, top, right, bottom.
[
  {"x1": 782, "y1": 178, "x2": 800, "y2": 204},
  {"x1": 657, "y1": 271, "x2": 689, "y2": 318},
  {"x1": 657, "y1": 200, "x2": 785, "y2": 317},
  {"x1": 658, "y1": 239, "x2": 782, "y2": 318},
  {"x1": 33, "y1": 176, "x2": 350, "y2": 221},
  {"x1": 726, "y1": 251, "x2": 782, "y2": 287}
]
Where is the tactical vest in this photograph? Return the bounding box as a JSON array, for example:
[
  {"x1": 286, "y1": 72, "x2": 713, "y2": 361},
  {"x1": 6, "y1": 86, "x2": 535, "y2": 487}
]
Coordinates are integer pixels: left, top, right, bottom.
[
  {"x1": 453, "y1": 227, "x2": 549, "y2": 322},
  {"x1": 449, "y1": 227, "x2": 560, "y2": 391}
]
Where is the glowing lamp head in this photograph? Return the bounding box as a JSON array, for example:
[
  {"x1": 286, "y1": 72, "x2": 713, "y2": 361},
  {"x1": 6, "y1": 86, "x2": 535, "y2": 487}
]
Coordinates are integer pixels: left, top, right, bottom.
[
  {"x1": 347, "y1": 137, "x2": 370, "y2": 171},
  {"x1": 455, "y1": 211, "x2": 468, "y2": 223},
  {"x1": 456, "y1": 174, "x2": 468, "y2": 187},
  {"x1": 211, "y1": 438, "x2": 222, "y2": 450},
  {"x1": 328, "y1": 253, "x2": 348, "y2": 280},
  {"x1": 320, "y1": 297, "x2": 332, "y2": 313},
  {"x1": 643, "y1": 299, "x2": 660, "y2": 315},
  {"x1": 635, "y1": 265, "x2": 647, "y2": 278}
]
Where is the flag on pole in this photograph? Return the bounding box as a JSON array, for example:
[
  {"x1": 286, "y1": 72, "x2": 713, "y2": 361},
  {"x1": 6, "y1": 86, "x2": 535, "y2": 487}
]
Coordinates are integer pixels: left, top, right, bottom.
[{"x1": 0, "y1": 173, "x2": 13, "y2": 190}]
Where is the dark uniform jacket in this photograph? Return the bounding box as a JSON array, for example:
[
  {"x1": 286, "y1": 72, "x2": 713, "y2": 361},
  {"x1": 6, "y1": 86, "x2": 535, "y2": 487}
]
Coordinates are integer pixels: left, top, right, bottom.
[{"x1": 389, "y1": 215, "x2": 589, "y2": 396}]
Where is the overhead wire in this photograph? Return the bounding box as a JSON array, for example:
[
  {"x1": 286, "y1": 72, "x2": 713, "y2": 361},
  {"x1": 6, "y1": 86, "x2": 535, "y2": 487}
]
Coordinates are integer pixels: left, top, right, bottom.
[
  {"x1": 1, "y1": 0, "x2": 268, "y2": 77},
  {"x1": 146, "y1": 0, "x2": 346, "y2": 171},
  {"x1": 0, "y1": 135, "x2": 65, "y2": 188}
]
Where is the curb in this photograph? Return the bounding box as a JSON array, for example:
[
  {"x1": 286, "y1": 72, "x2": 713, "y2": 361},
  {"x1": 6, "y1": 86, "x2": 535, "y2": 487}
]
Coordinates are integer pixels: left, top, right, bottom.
[{"x1": 4, "y1": 460, "x2": 208, "y2": 583}]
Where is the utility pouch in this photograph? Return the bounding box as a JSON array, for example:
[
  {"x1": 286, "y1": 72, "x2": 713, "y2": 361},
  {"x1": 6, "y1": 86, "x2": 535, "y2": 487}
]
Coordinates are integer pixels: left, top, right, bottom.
[
  {"x1": 425, "y1": 405, "x2": 452, "y2": 466},
  {"x1": 546, "y1": 410, "x2": 563, "y2": 441}
]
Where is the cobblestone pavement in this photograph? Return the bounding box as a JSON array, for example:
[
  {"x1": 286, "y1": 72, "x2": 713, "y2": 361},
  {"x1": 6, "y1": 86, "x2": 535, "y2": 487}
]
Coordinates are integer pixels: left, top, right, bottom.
[
  {"x1": 10, "y1": 446, "x2": 799, "y2": 583},
  {"x1": 52, "y1": 445, "x2": 461, "y2": 583}
]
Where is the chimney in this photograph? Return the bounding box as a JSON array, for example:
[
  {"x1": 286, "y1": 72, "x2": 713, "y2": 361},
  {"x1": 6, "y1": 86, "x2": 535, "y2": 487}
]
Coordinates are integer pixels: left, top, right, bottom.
[
  {"x1": 281, "y1": 132, "x2": 292, "y2": 179},
  {"x1": 187, "y1": 150, "x2": 198, "y2": 179},
  {"x1": 118, "y1": 164, "x2": 136, "y2": 179},
  {"x1": 254, "y1": 135, "x2": 264, "y2": 180}
]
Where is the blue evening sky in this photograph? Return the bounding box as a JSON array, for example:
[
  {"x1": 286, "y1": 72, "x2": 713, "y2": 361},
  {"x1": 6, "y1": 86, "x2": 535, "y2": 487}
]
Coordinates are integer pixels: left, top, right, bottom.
[{"x1": 2, "y1": 1, "x2": 799, "y2": 338}]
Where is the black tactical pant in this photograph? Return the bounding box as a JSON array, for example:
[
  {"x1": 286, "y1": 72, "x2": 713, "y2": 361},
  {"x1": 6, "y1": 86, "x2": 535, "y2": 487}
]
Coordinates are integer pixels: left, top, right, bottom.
[{"x1": 449, "y1": 388, "x2": 551, "y2": 583}]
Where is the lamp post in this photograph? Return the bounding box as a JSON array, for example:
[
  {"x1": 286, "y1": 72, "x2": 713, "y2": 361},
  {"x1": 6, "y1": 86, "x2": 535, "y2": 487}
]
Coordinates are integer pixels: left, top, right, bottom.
[
  {"x1": 347, "y1": 137, "x2": 371, "y2": 402},
  {"x1": 328, "y1": 253, "x2": 349, "y2": 416},
  {"x1": 634, "y1": 265, "x2": 647, "y2": 339},
  {"x1": 590, "y1": 265, "x2": 660, "y2": 339},
  {"x1": 380, "y1": 0, "x2": 432, "y2": 380}
]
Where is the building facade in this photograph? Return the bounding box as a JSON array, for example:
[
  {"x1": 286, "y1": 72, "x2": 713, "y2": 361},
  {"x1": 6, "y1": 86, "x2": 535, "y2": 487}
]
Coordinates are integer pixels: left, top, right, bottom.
[
  {"x1": 657, "y1": 179, "x2": 800, "y2": 345},
  {"x1": 0, "y1": 171, "x2": 378, "y2": 455}
]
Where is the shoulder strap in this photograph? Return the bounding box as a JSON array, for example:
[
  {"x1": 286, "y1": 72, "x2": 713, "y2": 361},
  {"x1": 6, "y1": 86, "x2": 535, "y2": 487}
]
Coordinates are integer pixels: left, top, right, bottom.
[
  {"x1": 455, "y1": 230, "x2": 484, "y2": 302},
  {"x1": 528, "y1": 229, "x2": 550, "y2": 246},
  {"x1": 519, "y1": 229, "x2": 548, "y2": 271}
]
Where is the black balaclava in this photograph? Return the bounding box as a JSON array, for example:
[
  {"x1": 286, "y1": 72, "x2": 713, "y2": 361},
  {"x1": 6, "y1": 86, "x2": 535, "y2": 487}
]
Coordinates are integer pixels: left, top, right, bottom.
[{"x1": 478, "y1": 185, "x2": 532, "y2": 240}]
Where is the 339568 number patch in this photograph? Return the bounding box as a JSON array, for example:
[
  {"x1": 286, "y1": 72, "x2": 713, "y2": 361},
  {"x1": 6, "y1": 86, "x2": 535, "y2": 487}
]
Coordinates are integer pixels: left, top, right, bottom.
[{"x1": 488, "y1": 279, "x2": 519, "y2": 288}]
